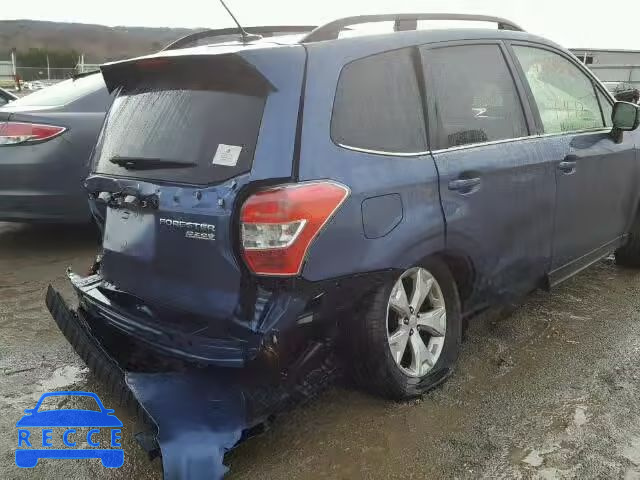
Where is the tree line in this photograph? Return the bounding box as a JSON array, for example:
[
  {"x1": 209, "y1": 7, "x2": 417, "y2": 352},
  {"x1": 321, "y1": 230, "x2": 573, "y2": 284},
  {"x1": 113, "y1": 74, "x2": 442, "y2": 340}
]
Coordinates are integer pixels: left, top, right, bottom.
[{"x1": 15, "y1": 48, "x2": 79, "y2": 68}]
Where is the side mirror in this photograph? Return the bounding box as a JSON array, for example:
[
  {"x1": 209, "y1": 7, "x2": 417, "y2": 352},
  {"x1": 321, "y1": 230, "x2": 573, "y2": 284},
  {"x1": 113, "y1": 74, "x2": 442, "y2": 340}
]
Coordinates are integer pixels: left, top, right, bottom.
[{"x1": 612, "y1": 101, "x2": 640, "y2": 131}]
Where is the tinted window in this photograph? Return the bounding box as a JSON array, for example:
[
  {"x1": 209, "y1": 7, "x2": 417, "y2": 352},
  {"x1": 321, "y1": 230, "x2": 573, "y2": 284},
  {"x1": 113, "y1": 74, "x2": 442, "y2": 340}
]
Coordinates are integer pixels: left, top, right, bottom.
[
  {"x1": 513, "y1": 46, "x2": 605, "y2": 134},
  {"x1": 596, "y1": 88, "x2": 613, "y2": 127},
  {"x1": 425, "y1": 45, "x2": 528, "y2": 149},
  {"x1": 331, "y1": 48, "x2": 427, "y2": 153},
  {"x1": 94, "y1": 76, "x2": 266, "y2": 185},
  {"x1": 10, "y1": 74, "x2": 105, "y2": 108}
]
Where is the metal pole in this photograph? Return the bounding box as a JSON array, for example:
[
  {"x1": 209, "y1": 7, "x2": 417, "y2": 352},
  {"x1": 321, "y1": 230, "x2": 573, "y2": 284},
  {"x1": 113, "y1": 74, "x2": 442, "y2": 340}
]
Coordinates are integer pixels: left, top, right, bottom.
[
  {"x1": 10, "y1": 48, "x2": 19, "y2": 90},
  {"x1": 47, "y1": 55, "x2": 50, "y2": 80},
  {"x1": 10, "y1": 49, "x2": 16, "y2": 76}
]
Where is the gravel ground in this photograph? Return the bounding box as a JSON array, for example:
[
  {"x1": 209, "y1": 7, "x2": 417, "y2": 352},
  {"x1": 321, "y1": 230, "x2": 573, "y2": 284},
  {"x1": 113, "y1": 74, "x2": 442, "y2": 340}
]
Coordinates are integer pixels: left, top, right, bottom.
[{"x1": 1, "y1": 221, "x2": 640, "y2": 479}]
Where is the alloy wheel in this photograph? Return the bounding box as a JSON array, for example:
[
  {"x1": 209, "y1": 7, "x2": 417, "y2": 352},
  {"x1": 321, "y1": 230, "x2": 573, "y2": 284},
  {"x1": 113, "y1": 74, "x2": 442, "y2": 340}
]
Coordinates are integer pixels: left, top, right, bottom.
[{"x1": 386, "y1": 267, "x2": 447, "y2": 377}]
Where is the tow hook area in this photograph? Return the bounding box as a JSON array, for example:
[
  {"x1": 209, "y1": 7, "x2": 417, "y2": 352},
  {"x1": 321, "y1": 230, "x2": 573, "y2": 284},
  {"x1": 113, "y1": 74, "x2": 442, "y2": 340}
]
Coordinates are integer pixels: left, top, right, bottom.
[{"x1": 45, "y1": 286, "x2": 340, "y2": 479}]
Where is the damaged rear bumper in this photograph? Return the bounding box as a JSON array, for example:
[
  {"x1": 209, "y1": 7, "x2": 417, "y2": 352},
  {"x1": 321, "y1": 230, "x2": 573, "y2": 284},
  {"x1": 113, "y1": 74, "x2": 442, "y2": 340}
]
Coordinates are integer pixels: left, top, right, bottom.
[
  {"x1": 63, "y1": 267, "x2": 390, "y2": 369},
  {"x1": 45, "y1": 286, "x2": 280, "y2": 479},
  {"x1": 69, "y1": 274, "x2": 261, "y2": 368},
  {"x1": 45, "y1": 267, "x2": 389, "y2": 478}
]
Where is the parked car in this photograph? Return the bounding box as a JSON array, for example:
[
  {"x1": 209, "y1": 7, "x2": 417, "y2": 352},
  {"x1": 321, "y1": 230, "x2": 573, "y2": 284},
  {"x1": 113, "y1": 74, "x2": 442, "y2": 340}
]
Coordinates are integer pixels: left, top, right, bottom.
[
  {"x1": 603, "y1": 81, "x2": 640, "y2": 104},
  {"x1": 0, "y1": 72, "x2": 113, "y2": 222},
  {"x1": 22, "y1": 81, "x2": 47, "y2": 91},
  {"x1": 0, "y1": 87, "x2": 17, "y2": 106},
  {"x1": 49, "y1": 14, "x2": 640, "y2": 403}
]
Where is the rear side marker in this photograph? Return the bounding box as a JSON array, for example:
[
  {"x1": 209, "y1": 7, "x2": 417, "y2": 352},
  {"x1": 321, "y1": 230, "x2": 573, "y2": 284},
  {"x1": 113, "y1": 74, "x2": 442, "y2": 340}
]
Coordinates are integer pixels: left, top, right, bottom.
[
  {"x1": 240, "y1": 181, "x2": 349, "y2": 276},
  {"x1": 0, "y1": 121, "x2": 66, "y2": 146}
]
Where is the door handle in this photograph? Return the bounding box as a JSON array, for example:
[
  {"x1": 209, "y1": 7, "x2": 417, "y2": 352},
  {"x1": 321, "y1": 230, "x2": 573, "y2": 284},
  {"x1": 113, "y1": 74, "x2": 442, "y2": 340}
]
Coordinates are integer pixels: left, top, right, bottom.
[
  {"x1": 558, "y1": 161, "x2": 577, "y2": 174},
  {"x1": 558, "y1": 154, "x2": 578, "y2": 174},
  {"x1": 448, "y1": 177, "x2": 481, "y2": 193}
]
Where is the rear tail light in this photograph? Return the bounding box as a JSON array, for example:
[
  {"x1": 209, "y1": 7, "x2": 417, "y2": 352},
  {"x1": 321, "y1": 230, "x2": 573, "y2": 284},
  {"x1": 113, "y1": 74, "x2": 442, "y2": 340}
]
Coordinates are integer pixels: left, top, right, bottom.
[
  {"x1": 240, "y1": 181, "x2": 350, "y2": 276},
  {"x1": 0, "y1": 122, "x2": 66, "y2": 146}
]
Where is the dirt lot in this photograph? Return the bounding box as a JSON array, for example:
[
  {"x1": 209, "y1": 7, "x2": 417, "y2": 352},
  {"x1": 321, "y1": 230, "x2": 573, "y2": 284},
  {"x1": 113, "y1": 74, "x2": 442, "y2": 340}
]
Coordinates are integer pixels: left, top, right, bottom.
[{"x1": 2, "y1": 221, "x2": 640, "y2": 479}]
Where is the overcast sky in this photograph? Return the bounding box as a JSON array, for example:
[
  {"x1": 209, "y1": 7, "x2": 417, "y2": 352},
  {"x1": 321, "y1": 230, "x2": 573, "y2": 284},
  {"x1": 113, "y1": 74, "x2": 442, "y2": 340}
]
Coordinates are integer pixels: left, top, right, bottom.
[{"x1": 2, "y1": 0, "x2": 639, "y2": 50}]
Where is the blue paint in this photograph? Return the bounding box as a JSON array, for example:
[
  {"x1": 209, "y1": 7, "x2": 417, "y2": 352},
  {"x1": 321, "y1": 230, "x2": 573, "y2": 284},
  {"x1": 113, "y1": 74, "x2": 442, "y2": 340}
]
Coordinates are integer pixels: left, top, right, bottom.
[
  {"x1": 18, "y1": 430, "x2": 31, "y2": 447},
  {"x1": 111, "y1": 429, "x2": 121, "y2": 448},
  {"x1": 16, "y1": 392, "x2": 123, "y2": 427},
  {"x1": 126, "y1": 371, "x2": 249, "y2": 479},
  {"x1": 63, "y1": 429, "x2": 76, "y2": 447},
  {"x1": 15, "y1": 391, "x2": 125, "y2": 469},
  {"x1": 41, "y1": 429, "x2": 53, "y2": 447},
  {"x1": 87, "y1": 429, "x2": 100, "y2": 447}
]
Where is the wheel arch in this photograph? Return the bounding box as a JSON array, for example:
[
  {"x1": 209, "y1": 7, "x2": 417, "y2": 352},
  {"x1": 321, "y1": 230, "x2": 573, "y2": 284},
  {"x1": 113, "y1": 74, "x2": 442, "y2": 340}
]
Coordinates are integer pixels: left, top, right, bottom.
[{"x1": 429, "y1": 250, "x2": 476, "y2": 311}]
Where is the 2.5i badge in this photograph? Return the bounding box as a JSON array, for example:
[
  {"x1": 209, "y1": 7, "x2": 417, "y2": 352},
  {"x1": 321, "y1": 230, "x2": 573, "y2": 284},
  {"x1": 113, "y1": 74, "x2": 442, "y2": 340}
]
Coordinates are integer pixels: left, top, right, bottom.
[{"x1": 159, "y1": 218, "x2": 216, "y2": 241}]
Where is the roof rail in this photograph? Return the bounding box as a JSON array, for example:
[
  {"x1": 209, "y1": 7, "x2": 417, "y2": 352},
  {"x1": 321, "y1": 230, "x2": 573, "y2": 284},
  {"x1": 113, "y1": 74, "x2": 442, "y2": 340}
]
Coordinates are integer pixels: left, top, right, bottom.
[
  {"x1": 163, "y1": 25, "x2": 317, "y2": 51},
  {"x1": 301, "y1": 14, "x2": 523, "y2": 43}
]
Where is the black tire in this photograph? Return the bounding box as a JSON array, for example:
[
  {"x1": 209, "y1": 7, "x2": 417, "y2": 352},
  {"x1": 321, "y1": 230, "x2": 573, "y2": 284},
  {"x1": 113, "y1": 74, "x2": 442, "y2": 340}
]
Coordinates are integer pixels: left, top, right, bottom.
[
  {"x1": 615, "y1": 217, "x2": 640, "y2": 268},
  {"x1": 350, "y1": 257, "x2": 462, "y2": 400}
]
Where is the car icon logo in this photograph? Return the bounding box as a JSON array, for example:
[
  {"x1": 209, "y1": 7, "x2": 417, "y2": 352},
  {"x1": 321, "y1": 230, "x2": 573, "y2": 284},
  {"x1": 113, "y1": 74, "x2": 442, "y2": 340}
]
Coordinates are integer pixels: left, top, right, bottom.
[{"x1": 15, "y1": 391, "x2": 124, "y2": 468}]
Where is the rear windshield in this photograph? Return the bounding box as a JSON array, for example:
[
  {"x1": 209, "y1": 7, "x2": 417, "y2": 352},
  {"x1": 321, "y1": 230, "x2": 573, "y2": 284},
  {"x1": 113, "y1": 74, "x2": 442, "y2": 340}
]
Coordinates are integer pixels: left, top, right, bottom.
[
  {"x1": 11, "y1": 74, "x2": 105, "y2": 107},
  {"x1": 93, "y1": 62, "x2": 267, "y2": 185}
]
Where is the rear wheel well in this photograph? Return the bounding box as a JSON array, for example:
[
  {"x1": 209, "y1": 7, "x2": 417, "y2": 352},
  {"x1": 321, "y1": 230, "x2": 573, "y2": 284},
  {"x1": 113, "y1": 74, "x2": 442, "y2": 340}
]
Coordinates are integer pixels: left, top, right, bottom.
[{"x1": 433, "y1": 252, "x2": 474, "y2": 310}]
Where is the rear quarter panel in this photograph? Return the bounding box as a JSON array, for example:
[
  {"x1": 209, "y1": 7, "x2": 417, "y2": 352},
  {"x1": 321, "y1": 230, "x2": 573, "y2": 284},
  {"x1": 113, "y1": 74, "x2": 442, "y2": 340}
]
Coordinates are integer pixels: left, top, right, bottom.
[{"x1": 298, "y1": 41, "x2": 445, "y2": 282}]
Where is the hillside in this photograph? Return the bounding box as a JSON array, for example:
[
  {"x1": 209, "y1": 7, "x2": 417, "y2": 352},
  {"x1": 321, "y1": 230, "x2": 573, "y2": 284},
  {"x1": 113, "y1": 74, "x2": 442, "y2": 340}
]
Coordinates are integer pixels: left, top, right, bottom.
[{"x1": 0, "y1": 20, "x2": 200, "y2": 63}]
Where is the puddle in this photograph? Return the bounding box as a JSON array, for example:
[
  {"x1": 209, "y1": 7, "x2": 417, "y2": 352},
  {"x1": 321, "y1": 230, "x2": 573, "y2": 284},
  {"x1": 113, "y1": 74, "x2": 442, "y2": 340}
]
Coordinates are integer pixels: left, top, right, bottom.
[
  {"x1": 625, "y1": 468, "x2": 640, "y2": 480},
  {"x1": 536, "y1": 467, "x2": 575, "y2": 479},
  {"x1": 510, "y1": 447, "x2": 529, "y2": 464},
  {"x1": 35, "y1": 365, "x2": 88, "y2": 398},
  {"x1": 623, "y1": 437, "x2": 640, "y2": 466},
  {"x1": 522, "y1": 449, "x2": 545, "y2": 467},
  {"x1": 520, "y1": 444, "x2": 561, "y2": 469},
  {"x1": 571, "y1": 406, "x2": 588, "y2": 428}
]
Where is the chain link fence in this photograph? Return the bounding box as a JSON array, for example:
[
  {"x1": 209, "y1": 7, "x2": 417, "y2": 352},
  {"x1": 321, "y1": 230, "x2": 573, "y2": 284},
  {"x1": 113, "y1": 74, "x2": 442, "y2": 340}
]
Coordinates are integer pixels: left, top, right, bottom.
[
  {"x1": 1, "y1": 62, "x2": 101, "y2": 90},
  {"x1": 15, "y1": 66, "x2": 78, "y2": 82}
]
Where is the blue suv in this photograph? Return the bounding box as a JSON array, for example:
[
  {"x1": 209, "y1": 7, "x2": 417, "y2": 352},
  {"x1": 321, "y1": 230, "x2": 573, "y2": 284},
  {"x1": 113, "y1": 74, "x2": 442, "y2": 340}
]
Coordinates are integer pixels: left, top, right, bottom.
[{"x1": 48, "y1": 14, "x2": 640, "y2": 400}]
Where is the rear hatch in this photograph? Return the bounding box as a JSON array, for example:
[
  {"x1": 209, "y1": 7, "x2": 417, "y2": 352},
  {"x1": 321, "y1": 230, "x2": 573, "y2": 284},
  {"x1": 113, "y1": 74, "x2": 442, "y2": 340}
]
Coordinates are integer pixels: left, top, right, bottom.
[{"x1": 89, "y1": 44, "x2": 306, "y2": 324}]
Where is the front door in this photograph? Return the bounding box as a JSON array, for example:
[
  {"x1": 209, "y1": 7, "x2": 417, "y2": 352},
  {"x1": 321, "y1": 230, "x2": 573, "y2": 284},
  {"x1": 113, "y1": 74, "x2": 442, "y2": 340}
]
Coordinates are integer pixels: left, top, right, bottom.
[
  {"x1": 510, "y1": 44, "x2": 639, "y2": 281},
  {"x1": 422, "y1": 42, "x2": 556, "y2": 308}
]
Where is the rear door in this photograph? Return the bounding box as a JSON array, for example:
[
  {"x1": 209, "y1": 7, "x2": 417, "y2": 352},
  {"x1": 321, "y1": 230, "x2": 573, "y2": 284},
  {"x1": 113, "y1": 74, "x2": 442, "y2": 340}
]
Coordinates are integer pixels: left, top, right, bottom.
[
  {"x1": 422, "y1": 42, "x2": 555, "y2": 307},
  {"x1": 91, "y1": 48, "x2": 306, "y2": 321},
  {"x1": 509, "y1": 44, "x2": 639, "y2": 282}
]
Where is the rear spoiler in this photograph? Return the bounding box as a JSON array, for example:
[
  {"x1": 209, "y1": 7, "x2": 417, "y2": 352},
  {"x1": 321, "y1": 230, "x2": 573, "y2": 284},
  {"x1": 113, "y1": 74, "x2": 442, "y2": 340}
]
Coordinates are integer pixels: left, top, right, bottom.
[
  {"x1": 100, "y1": 52, "x2": 275, "y2": 95},
  {"x1": 163, "y1": 25, "x2": 316, "y2": 51}
]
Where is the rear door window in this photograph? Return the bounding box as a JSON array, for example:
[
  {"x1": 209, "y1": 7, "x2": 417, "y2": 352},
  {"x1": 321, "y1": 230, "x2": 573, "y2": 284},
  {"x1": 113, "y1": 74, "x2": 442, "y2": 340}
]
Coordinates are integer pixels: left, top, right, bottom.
[
  {"x1": 512, "y1": 46, "x2": 605, "y2": 134},
  {"x1": 93, "y1": 70, "x2": 267, "y2": 185},
  {"x1": 422, "y1": 44, "x2": 528, "y2": 149},
  {"x1": 331, "y1": 48, "x2": 427, "y2": 154}
]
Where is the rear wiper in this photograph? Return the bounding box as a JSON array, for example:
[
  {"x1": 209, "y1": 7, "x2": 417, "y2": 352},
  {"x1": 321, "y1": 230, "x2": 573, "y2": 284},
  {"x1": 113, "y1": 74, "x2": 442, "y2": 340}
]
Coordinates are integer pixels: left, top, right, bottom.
[{"x1": 109, "y1": 156, "x2": 197, "y2": 170}]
